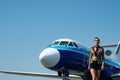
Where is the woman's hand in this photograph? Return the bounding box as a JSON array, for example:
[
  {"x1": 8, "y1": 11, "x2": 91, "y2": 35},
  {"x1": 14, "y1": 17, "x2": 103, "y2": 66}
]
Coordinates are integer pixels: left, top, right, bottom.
[
  {"x1": 101, "y1": 61, "x2": 104, "y2": 70},
  {"x1": 101, "y1": 65, "x2": 104, "y2": 70}
]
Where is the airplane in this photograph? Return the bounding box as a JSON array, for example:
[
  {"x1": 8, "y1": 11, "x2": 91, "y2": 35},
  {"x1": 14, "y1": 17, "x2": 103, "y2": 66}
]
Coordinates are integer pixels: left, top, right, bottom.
[{"x1": 0, "y1": 38, "x2": 120, "y2": 80}]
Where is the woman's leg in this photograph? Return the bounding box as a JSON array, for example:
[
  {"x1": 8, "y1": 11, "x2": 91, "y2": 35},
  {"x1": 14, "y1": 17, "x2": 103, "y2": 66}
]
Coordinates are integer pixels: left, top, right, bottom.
[
  {"x1": 90, "y1": 69, "x2": 96, "y2": 80},
  {"x1": 96, "y1": 70, "x2": 101, "y2": 80}
]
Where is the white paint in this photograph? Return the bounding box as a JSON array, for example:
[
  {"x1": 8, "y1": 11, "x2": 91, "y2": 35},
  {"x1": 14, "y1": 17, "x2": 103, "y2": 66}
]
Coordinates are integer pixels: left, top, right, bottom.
[
  {"x1": 53, "y1": 38, "x2": 77, "y2": 43},
  {"x1": 39, "y1": 48, "x2": 60, "y2": 68}
]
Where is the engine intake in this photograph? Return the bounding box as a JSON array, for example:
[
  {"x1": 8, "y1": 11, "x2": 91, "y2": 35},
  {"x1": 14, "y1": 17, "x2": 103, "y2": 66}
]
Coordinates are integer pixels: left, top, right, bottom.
[{"x1": 105, "y1": 50, "x2": 112, "y2": 56}]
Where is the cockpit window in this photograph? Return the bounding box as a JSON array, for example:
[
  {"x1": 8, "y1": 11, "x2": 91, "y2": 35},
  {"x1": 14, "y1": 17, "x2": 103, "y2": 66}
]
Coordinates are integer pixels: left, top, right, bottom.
[
  {"x1": 73, "y1": 42, "x2": 78, "y2": 48},
  {"x1": 59, "y1": 41, "x2": 69, "y2": 46},
  {"x1": 49, "y1": 41, "x2": 78, "y2": 48},
  {"x1": 68, "y1": 42, "x2": 78, "y2": 48},
  {"x1": 52, "y1": 41, "x2": 60, "y2": 45},
  {"x1": 68, "y1": 42, "x2": 74, "y2": 47}
]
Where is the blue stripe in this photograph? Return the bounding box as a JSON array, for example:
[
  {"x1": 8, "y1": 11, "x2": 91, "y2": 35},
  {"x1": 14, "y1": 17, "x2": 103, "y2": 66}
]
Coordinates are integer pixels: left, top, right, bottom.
[
  {"x1": 49, "y1": 45, "x2": 89, "y2": 55},
  {"x1": 105, "y1": 59, "x2": 120, "y2": 68}
]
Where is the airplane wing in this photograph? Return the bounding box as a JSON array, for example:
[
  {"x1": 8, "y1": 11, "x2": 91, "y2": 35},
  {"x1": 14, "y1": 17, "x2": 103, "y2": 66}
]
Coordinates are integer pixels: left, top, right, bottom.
[
  {"x1": 111, "y1": 73, "x2": 120, "y2": 80},
  {"x1": 101, "y1": 44, "x2": 118, "y2": 48},
  {"x1": 101, "y1": 42, "x2": 120, "y2": 54},
  {"x1": 0, "y1": 70, "x2": 82, "y2": 80}
]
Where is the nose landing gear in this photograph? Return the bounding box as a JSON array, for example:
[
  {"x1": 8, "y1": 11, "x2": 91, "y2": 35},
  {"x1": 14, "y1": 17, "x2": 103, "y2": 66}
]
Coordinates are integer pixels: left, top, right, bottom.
[
  {"x1": 58, "y1": 70, "x2": 70, "y2": 80},
  {"x1": 58, "y1": 71, "x2": 62, "y2": 77}
]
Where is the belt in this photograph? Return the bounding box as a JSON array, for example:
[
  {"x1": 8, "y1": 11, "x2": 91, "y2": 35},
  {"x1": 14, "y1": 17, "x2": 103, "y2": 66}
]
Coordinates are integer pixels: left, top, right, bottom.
[{"x1": 91, "y1": 61, "x2": 101, "y2": 64}]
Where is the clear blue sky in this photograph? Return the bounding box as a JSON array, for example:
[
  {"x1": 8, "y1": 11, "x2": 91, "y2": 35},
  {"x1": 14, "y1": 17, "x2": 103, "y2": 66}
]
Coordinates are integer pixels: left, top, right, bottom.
[{"x1": 0, "y1": 0, "x2": 120, "y2": 80}]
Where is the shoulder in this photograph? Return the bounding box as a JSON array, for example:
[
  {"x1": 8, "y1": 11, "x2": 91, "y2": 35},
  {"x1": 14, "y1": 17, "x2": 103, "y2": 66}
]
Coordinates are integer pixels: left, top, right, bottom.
[
  {"x1": 99, "y1": 46, "x2": 104, "y2": 53},
  {"x1": 90, "y1": 46, "x2": 94, "y2": 52},
  {"x1": 90, "y1": 46, "x2": 94, "y2": 50},
  {"x1": 99, "y1": 46, "x2": 104, "y2": 50},
  {"x1": 91, "y1": 46, "x2": 94, "y2": 49}
]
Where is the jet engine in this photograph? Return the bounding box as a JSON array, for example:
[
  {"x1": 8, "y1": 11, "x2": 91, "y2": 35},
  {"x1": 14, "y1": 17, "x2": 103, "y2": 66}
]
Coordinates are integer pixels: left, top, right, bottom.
[{"x1": 105, "y1": 50, "x2": 112, "y2": 56}]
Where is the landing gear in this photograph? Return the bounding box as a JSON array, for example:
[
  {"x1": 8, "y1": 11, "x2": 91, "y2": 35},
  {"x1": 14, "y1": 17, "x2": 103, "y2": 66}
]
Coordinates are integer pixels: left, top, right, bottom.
[
  {"x1": 63, "y1": 70, "x2": 70, "y2": 80},
  {"x1": 58, "y1": 71, "x2": 62, "y2": 77},
  {"x1": 63, "y1": 70, "x2": 69, "y2": 77},
  {"x1": 58, "y1": 70, "x2": 70, "y2": 80}
]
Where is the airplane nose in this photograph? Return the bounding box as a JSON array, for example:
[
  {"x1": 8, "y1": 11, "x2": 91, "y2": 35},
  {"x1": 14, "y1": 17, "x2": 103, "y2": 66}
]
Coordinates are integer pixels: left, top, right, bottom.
[{"x1": 39, "y1": 48, "x2": 60, "y2": 68}]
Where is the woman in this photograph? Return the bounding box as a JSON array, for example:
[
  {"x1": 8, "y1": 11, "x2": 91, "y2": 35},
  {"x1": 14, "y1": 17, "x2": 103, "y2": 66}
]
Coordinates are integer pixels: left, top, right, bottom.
[{"x1": 88, "y1": 37, "x2": 104, "y2": 80}]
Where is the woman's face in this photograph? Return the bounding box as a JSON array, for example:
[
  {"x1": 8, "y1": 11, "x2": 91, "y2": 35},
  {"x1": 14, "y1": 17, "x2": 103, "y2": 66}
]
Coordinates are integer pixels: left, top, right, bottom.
[{"x1": 94, "y1": 39, "x2": 100, "y2": 46}]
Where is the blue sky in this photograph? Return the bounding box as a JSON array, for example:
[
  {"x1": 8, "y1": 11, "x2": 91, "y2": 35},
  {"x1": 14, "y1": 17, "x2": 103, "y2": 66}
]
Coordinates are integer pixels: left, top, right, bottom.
[{"x1": 0, "y1": 0, "x2": 120, "y2": 80}]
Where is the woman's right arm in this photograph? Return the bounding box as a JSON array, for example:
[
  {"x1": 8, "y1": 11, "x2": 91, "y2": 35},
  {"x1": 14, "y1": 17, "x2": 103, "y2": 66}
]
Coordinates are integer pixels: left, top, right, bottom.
[{"x1": 101, "y1": 47, "x2": 104, "y2": 70}]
